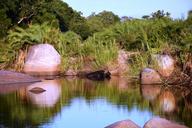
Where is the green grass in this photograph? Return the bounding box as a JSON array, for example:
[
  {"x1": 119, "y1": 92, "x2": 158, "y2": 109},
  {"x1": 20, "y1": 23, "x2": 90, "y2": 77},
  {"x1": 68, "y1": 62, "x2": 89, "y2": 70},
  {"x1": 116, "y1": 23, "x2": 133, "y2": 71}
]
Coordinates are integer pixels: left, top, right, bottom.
[{"x1": 2, "y1": 23, "x2": 118, "y2": 71}]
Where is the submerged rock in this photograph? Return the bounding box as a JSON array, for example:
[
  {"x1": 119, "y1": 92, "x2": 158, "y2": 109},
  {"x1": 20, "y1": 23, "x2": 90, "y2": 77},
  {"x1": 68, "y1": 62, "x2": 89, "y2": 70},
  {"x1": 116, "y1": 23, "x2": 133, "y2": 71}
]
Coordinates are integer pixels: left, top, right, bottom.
[
  {"x1": 29, "y1": 87, "x2": 46, "y2": 94},
  {"x1": 105, "y1": 119, "x2": 140, "y2": 128},
  {"x1": 86, "y1": 70, "x2": 111, "y2": 81},
  {"x1": 24, "y1": 44, "x2": 61, "y2": 76},
  {"x1": 140, "y1": 68, "x2": 162, "y2": 85},
  {"x1": 0, "y1": 70, "x2": 41, "y2": 84},
  {"x1": 152, "y1": 54, "x2": 174, "y2": 77},
  {"x1": 144, "y1": 117, "x2": 188, "y2": 128}
]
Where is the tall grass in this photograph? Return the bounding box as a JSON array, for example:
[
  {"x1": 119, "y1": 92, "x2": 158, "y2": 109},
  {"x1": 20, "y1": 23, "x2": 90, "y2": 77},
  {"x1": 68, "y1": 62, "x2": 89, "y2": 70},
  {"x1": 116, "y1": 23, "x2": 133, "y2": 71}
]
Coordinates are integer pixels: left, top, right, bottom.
[
  {"x1": 1, "y1": 18, "x2": 191, "y2": 74},
  {"x1": 3, "y1": 22, "x2": 118, "y2": 71}
]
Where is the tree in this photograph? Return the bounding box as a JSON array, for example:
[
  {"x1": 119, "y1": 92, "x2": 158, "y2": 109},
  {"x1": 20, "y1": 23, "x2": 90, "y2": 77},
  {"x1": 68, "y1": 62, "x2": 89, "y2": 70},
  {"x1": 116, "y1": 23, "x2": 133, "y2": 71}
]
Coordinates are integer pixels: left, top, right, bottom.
[
  {"x1": 86, "y1": 14, "x2": 104, "y2": 35},
  {"x1": 186, "y1": 10, "x2": 192, "y2": 24},
  {"x1": 142, "y1": 15, "x2": 150, "y2": 19},
  {"x1": 97, "y1": 11, "x2": 120, "y2": 27},
  {"x1": 151, "y1": 10, "x2": 171, "y2": 19},
  {"x1": 0, "y1": 0, "x2": 91, "y2": 39},
  {"x1": 0, "y1": 9, "x2": 11, "y2": 37},
  {"x1": 86, "y1": 11, "x2": 120, "y2": 35}
]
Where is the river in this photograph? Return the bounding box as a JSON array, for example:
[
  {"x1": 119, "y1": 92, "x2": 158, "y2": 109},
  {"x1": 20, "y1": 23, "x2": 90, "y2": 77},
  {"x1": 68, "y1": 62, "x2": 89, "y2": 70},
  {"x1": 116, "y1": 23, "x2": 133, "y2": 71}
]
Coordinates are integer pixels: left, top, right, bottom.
[{"x1": 0, "y1": 77, "x2": 191, "y2": 128}]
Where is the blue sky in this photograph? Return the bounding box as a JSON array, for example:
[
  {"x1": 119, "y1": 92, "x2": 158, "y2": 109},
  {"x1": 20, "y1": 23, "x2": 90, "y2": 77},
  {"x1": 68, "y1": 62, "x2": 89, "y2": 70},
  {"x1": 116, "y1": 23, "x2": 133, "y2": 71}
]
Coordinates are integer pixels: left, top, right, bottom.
[{"x1": 63, "y1": 0, "x2": 192, "y2": 19}]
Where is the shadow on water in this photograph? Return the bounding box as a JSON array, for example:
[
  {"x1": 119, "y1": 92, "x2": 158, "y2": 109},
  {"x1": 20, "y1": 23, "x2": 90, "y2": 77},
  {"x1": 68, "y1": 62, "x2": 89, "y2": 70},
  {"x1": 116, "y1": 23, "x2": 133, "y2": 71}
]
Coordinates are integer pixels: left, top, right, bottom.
[{"x1": 0, "y1": 77, "x2": 191, "y2": 127}]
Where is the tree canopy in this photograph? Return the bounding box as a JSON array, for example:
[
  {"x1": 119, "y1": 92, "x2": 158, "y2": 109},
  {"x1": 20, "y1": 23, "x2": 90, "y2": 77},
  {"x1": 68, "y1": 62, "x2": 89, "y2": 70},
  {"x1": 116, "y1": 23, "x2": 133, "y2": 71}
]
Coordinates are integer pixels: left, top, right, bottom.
[{"x1": 0, "y1": 0, "x2": 89, "y2": 38}]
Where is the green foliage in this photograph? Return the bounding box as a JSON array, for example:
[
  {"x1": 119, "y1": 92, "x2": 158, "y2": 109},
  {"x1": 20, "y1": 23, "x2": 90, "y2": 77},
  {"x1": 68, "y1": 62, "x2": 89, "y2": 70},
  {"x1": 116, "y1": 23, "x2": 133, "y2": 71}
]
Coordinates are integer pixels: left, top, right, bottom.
[
  {"x1": 151, "y1": 10, "x2": 171, "y2": 19},
  {"x1": 0, "y1": 0, "x2": 90, "y2": 39},
  {"x1": 83, "y1": 37, "x2": 118, "y2": 68},
  {"x1": 86, "y1": 11, "x2": 120, "y2": 35},
  {"x1": 86, "y1": 15, "x2": 105, "y2": 34},
  {"x1": 96, "y1": 11, "x2": 120, "y2": 27},
  {"x1": 7, "y1": 23, "x2": 59, "y2": 50},
  {"x1": 5, "y1": 23, "x2": 118, "y2": 71},
  {"x1": 69, "y1": 17, "x2": 91, "y2": 39},
  {"x1": 0, "y1": 9, "x2": 11, "y2": 38}
]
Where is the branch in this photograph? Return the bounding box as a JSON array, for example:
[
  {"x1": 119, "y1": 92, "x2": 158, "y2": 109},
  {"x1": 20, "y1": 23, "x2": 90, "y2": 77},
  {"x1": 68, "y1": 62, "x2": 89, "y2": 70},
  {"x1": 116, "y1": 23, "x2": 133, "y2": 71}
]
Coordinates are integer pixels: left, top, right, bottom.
[{"x1": 17, "y1": 13, "x2": 34, "y2": 24}]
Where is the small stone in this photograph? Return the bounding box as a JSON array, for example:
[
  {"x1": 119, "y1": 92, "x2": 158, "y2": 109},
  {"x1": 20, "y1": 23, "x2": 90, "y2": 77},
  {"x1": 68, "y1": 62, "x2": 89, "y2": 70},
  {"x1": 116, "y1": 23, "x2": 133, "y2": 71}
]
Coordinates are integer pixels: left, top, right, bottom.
[
  {"x1": 140, "y1": 68, "x2": 162, "y2": 85},
  {"x1": 29, "y1": 87, "x2": 46, "y2": 94}
]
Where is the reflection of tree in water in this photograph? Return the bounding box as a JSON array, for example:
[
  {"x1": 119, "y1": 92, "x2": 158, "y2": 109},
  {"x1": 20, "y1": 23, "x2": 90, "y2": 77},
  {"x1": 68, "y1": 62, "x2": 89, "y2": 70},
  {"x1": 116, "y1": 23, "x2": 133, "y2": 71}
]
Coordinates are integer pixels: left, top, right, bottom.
[
  {"x1": 0, "y1": 80, "x2": 63, "y2": 128},
  {"x1": 141, "y1": 84, "x2": 192, "y2": 127},
  {"x1": 0, "y1": 78, "x2": 191, "y2": 127},
  {"x1": 60, "y1": 77, "x2": 149, "y2": 110}
]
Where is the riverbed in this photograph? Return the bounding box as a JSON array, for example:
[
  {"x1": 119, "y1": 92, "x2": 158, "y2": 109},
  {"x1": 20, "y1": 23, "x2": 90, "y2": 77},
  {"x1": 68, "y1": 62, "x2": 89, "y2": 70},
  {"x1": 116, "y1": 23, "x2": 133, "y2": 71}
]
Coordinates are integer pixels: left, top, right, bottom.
[{"x1": 0, "y1": 77, "x2": 191, "y2": 128}]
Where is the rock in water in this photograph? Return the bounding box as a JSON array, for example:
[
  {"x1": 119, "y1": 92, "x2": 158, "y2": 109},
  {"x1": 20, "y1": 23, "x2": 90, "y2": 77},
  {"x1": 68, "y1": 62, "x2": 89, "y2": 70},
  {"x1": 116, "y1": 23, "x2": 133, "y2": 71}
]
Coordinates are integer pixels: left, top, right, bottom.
[
  {"x1": 144, "y1": 117, "x2": 188, "y2": 128},
  {"x1": 86, "y1": 70, "x2": 111, "y2": 81},
  {"x1": 29, "y1": 87, "x2": 46, "y2": 94},
  {"x1": 152, "y1": 54, "x2": 174, "y2": 77},
  {"x1": 24, "y1": 44, "x2": 61, "y2": 76},
  {"x1": 0, "y1": 70, "x2": 41, "y2": 84},
  {"x1": 105, "y1": 119, "x2": 141, "y2": 128},
  {"x1": 140, "y1": 68, "x2": 162, "y2": 85}
]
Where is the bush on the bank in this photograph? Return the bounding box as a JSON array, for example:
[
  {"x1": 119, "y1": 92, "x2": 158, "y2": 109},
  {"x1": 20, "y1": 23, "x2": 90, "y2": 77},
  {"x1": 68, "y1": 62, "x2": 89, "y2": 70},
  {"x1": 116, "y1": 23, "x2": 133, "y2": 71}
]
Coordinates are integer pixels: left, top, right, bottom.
[
  {"x1": 5, "y1": 23, "x2": 118, "y2": 70},
  {"x1": 2, "y1": 10, "x2": 192, "y2": 73}
]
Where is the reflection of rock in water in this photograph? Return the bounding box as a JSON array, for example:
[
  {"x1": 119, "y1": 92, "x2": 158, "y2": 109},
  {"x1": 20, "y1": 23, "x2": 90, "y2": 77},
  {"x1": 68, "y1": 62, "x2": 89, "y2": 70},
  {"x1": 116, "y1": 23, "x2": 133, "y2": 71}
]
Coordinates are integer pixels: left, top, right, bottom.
[
  {"x1": 141, "y1": 84, "x2": 161, "y2": 101},
  {"x1": 108, "y1": 76, "x2": 130, "y2": 91},
  {"x1": 159, "y1": 90, "x2": 176, "y2": 113},
  {"x1": 26, "y1": 80, "x2": 61, "y2": 108}
]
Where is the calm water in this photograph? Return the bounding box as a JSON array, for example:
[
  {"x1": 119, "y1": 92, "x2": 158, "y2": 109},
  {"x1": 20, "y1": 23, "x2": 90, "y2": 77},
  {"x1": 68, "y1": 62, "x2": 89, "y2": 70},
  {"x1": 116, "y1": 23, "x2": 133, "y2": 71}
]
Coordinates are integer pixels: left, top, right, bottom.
[{"x1": 0, "y1": 77, "x2": 191, "y2": 128}]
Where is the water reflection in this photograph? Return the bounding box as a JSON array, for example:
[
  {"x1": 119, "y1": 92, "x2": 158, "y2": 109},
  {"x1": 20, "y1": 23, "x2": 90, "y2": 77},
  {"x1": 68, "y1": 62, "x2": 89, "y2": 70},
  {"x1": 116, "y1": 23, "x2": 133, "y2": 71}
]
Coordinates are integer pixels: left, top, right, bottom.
[
  {"x1": 158, "y1": 90, "x2": 176, "y2": 113},
  {"x1": 141, "y1": 85, "x2": 176, "y2": 113},
  {"x1": 141, "y1": 84, "x2": 161, "y2": 101},
  {"x1": 108, "y1": 76, "x2": 131, "y2": 90},
  {"x1": 26, "y1": 80, "x2": 61, "y2": 107},
  {"x1": 0, "y1": 78, "x2": 191, "y2": 128},
  {"x1": 0, "y1": 83, "x2": 30, "y2": 94}
]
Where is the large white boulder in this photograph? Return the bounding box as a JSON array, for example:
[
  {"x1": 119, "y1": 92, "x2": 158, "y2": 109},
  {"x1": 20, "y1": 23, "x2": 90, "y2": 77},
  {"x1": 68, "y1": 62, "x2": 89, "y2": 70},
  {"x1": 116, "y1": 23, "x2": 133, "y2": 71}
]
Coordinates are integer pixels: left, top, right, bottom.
[
  {"x1": 152, "y1": 54, "x2": 174, "y2": 77},
  {"x1": 24, "y1": 44, "x2": 61, "y2": 76}
]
